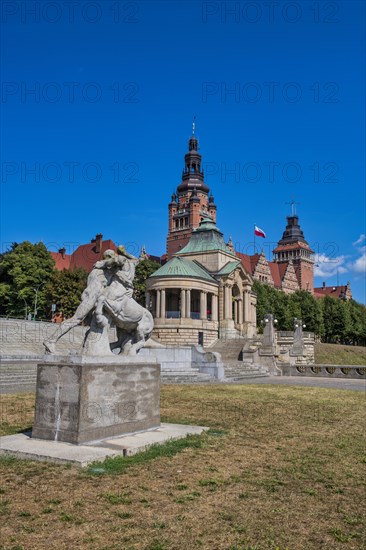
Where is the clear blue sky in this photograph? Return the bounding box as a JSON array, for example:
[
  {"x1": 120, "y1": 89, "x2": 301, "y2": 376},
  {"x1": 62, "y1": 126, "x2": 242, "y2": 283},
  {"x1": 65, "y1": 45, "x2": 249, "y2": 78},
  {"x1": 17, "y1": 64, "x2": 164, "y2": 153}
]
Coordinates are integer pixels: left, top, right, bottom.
[{"x1": 1, "y1": 0, "x2": 365, "y2": 302}]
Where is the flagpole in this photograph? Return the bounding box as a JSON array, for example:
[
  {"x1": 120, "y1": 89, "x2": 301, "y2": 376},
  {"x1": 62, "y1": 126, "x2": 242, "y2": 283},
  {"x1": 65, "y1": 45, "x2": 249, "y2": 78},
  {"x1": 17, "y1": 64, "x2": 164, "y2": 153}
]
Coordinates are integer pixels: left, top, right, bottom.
[{"x1": 254, "y1": 223, "x2": 256, "y2": 254}]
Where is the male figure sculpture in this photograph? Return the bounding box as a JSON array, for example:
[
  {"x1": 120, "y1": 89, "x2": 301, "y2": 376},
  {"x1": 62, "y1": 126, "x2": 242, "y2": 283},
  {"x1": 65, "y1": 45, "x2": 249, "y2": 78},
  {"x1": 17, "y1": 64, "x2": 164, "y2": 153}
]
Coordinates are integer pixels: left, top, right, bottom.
[{"x1": 43, "y1": 247, "x2": 153, "y2": 356}]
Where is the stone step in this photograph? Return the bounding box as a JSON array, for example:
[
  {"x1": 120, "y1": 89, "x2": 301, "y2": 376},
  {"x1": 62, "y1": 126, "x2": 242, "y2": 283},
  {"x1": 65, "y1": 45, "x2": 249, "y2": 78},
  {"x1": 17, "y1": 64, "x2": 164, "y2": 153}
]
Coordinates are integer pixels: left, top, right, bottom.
[{"x1": 0, "y1": 366, "x2": 38, "y2": 372}]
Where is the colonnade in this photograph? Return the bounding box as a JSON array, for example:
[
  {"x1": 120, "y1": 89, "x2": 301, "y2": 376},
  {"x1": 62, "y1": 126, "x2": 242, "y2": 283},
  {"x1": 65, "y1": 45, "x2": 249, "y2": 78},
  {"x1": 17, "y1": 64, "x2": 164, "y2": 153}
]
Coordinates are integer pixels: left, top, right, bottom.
[
  {"x1": 146, "y1": 288, "x2": 219, "y2": 321},
  {"x1": 221, "y1": 283, "x2": 252, "y2": 326},
  {"x1": 147, "y1": 282, "x2": 253, "y2": 326}
]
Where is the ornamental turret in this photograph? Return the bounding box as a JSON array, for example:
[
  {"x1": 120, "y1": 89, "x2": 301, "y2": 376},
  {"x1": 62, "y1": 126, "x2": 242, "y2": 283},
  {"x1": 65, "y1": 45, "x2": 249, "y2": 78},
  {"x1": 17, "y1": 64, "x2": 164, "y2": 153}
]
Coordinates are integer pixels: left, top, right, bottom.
[
  {"x1": 273, "y1": 212, "x2": 314, "y2": 292},
  {"x1": 166, "y1": 122, "x2": 217, "y2": 259}
]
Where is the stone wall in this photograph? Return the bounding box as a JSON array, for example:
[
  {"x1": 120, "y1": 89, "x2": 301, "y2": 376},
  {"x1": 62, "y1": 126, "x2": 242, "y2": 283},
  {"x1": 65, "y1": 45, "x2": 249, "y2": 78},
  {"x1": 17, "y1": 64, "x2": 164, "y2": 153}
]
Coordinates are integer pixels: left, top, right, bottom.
[
  {"x1": 152, "y1": 327, "x2": 218, "y2": 348},
  {"x1": 276, "y1": 331, "x2": 315, "y2": 365}
]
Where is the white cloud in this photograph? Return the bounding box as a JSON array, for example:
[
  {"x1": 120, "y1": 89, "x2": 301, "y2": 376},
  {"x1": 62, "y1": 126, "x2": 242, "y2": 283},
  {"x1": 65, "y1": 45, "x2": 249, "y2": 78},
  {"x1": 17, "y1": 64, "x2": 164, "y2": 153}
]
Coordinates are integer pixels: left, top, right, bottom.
[
  {"x1": 346, "y1": 235, "x2": 366, "y2": 277},
  {"x1": 348, "y1": 252, "x2": 366, "y2": 275},
  {"x1": 314, "y1": 254, "x2": 348, "y2": 278},
  {"x1": 353, "y1": 234, "x2": 366, "y2": 246}
]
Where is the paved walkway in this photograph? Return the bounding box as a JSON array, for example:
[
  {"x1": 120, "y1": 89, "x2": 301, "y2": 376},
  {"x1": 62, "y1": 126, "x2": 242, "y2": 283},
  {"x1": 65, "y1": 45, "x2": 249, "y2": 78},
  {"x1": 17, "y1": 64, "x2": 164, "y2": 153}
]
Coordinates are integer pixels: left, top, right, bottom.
[{"x1": 234, "y1": 376, "x2": 366, "y2": 392}]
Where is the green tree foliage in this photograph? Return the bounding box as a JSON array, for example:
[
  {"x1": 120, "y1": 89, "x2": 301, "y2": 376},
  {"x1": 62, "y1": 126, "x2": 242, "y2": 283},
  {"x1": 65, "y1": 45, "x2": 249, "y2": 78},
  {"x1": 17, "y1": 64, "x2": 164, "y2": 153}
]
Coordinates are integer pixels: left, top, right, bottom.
[
  {"x1": 45, "y1": 268, "x2": 88, "y2": 319},
  {"x1": 0, "y1": 242, "x2": 55, "y2": 319},
  {"x1": 133, "y1": 259, "x2": 161, "y2": 306},
  {"x1": 289, "y1": 290, "x2": 324, "y2": 335},
  {"x1": 253, "y1": 281, "x2": 365, "y2": 344}
]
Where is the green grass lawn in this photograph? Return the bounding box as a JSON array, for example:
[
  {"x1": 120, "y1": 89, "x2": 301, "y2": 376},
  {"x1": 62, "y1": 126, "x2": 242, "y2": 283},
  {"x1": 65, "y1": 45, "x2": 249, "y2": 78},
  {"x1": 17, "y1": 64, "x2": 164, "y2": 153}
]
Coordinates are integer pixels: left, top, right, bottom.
[
  {"x1": 0, "y1": 385, "x2": 365, "y2": 550},
  {"x1": 315, "y1": 343, "x2": 366, "y2": 365}
]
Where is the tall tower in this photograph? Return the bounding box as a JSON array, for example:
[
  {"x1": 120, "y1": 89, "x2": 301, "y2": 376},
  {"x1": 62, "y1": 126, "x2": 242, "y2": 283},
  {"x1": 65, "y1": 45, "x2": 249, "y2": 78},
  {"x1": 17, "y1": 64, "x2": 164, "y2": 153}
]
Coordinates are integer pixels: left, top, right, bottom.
[
  {"x1": 166, "y1": 126, "x2": 217, "y2": 258},
  {"x1": 273, "y1": 214, "x2": 315, "y2": 292}
]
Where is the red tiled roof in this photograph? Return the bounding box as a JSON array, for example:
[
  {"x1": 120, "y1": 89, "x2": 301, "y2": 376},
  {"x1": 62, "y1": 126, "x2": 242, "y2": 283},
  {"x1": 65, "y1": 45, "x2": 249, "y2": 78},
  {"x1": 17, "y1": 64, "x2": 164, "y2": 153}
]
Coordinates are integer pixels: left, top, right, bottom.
[
  {"x1": 278, "y1": 263, "x2": 289, "y2": 280},
  {"x1": 273, "y1": 242, "x2": 314, "y2": 253},
  {"x1": 236, "y1": 252, "x2": 259, "y2": 275},
  {"x1": 314, "y1": 285, "x2": 350, "y2": 299},
  {"x1": 268, "y1": 262, "x2": 282, "y2": 288},
  {"x1": 50, "y1": 251, "x2": 71, "y2": 270},
  {"x1": 69, "y1": 240, "x2": 117, "y2": 272}
]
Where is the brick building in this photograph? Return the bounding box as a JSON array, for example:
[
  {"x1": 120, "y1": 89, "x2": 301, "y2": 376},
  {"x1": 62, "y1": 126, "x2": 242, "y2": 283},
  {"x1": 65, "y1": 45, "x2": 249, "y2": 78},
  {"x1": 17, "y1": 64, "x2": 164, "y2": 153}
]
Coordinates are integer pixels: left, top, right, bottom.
[
  {"x1": 164, "y1": 130, "x2": 351, "y2": 300},
  {"x1": 49, "y1": 127, "x2": 352, "y2": 302},
  {"x1": 50, "y1": 234, "x2": 118, "y2": 272},
  {"x1": 166, "y1": 130, "x2": 217, "y2": 258}
]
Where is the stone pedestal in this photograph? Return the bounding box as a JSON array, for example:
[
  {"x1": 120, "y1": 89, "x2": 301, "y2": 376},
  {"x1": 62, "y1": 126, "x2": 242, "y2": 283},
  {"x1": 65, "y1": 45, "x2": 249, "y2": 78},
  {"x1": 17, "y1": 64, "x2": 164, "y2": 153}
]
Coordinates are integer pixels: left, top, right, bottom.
[{"x1": 32, "y1": 356, "x2": 160, "y2": 444}]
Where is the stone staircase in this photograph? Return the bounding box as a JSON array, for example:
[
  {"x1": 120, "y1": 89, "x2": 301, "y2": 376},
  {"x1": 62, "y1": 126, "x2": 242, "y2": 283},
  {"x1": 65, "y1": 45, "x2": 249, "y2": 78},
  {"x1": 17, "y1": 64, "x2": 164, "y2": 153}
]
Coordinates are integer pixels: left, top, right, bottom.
[
  {"x1": 0, "y1": 361, "x2": 38, "y2": 394},
  {"x1": 209, "y1": 337, "x2": 269, "y2": 381},
  {"x1": 161, "y1": 366, "x2": 216, "y2": 384},
  {"x1": 0, "y1": 318, "x2": 86, "y2": 356},
  {"x1": 0, "y1": 320, "x2": 269, "y2": 390},
  {"x1": 0, "y1": 319, "x2": 87, "y2": 393}
]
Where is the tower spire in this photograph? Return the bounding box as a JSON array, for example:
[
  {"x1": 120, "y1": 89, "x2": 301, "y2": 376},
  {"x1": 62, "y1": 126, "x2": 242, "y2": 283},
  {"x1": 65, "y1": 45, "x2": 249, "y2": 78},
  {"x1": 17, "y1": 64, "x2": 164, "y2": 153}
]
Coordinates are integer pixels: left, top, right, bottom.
[
  {"x1": 285, "y1": 198, "x2": 300, "y2": 216},
  {"x1": 166, "y1": 128, "x2": 217, "y2": 258}
]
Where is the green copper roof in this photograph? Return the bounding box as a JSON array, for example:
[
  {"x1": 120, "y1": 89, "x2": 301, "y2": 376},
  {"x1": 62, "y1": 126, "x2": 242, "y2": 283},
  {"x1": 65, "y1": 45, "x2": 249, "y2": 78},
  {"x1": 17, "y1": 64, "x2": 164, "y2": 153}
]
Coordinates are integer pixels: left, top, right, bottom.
[
  {"x1": 178, "y1": 218, "x2": 236, "y2": 256},
  {"x1": 149, "y1": 256, "x2": 216, "y2": 282},
  {"x1": 216, "y1": 260, "x2": 241, "y2": 276}
]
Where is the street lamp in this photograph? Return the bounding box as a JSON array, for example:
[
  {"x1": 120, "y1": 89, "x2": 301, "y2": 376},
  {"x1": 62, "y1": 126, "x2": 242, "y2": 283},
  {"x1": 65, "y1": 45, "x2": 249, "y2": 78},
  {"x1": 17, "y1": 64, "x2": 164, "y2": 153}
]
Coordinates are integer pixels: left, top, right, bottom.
[
  {"x1": 18, "y1": 294, "x2": 28, "y2": 320},
  {"x1": 33, "y1": 282, "x2": 45, "y2": 321}
]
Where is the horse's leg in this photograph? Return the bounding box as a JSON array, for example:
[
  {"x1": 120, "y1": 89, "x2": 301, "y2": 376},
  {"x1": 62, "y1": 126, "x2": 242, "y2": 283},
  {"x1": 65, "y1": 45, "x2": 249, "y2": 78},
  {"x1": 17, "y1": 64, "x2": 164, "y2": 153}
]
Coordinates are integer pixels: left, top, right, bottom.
[
  {"x1": 110, "y1": 327, "x2": 127, "y2": 352},
  {"x1": 127, "y1": 324, "x2": 146, "y2": 356}
]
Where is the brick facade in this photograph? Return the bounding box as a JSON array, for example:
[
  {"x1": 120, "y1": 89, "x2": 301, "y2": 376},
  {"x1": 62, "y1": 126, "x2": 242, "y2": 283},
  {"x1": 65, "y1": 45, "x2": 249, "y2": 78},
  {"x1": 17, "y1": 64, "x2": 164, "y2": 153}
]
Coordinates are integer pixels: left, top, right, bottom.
[{"x1": 166, "y1": 134, "x2": 217, "y2": 259}]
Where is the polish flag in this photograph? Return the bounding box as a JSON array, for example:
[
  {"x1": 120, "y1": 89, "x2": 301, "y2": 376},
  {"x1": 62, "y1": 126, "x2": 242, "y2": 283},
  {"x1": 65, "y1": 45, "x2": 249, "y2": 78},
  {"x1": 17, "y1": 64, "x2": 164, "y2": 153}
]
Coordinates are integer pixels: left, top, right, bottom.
[{"x1": 254, "y1": 225, "x2": 266, "y2": 238}]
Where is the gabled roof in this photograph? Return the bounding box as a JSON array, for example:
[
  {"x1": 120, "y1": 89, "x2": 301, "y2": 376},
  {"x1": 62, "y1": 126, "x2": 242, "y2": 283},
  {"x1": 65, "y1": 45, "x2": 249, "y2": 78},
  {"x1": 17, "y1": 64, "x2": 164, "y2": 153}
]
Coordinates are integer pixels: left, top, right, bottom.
[
  {"x1": 216, "y1": 260, "x2": 241, "y2": 276},
  {"x1": 268, "y1": 262, "x2": 282, "y2": 288},
  {"x1": 69, "y1": 240, "x2": 117, "y2": 272},
  {"x1": 149, "y1": 256, "x2": 217, "y2": 283},
  {"x1": 50, "y1": 251, "x2": 71, "y2": 270},
  {"x1": 236, "y1": 252, "x2": 259, "y2": 275},
  {"x1": 314, "y1": 285, "x2": 351, "y2": 299}
]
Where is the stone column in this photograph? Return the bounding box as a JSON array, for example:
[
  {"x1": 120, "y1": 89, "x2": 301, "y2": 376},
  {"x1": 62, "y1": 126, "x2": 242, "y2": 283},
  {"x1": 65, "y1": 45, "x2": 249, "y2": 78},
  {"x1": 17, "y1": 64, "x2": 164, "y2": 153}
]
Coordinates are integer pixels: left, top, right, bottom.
[
  {"x1": 211, "y1": 294, "x2": 218, "y2": 321},
  {"x1": 243, "y1": 288, "x2": 250, "y2": 322},
  {"x1": 156, "y1": 290, "x2": 161, "y2": 318},
  {"x1": 224, "y1": 285, "x2": 232, "y2": 319},
  {"x1": 145, "y1": 291, "x2": 151, "y2": 310},
  {"x1": 238, "y1": 298, "x2": 243, "y2": 325},
  {"x1": 235, "y1": 300, "x2": 239, "y2": 324},
  {"x1": 151, "y1": 292, "x2": 156, "y2": 317},
  {"x1": 180, "y1": 289, "x2": 186, "y2": 318},
  {"x1": 200, "y1": 291, "x2": 207, "y2": 320},
  {"x1": 186, "y1": 289, "x2": 191, "y2": 318},
  {"x1": 160, "y1": 289, "x2": 166, "y2": 318}
]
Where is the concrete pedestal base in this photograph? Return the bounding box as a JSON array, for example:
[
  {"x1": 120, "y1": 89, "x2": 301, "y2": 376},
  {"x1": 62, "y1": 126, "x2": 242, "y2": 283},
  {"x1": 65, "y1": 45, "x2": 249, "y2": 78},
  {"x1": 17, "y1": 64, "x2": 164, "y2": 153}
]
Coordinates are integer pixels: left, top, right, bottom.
[
  {"x1": 0, "y1": 423, "x2": 209, "y2": 467},
  {"x1": 32, "y1": 356, "x2": 160, "y2": 444}
]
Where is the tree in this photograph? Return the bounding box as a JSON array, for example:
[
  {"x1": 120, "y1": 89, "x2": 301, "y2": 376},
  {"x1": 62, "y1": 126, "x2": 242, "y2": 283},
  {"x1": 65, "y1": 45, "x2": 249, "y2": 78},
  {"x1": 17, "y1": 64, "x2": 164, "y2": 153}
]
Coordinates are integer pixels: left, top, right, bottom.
[
  {"x1": 133, "y1": 259, "x2": 161, "y2": 306},
  {"x1": 0, "y1": 242, "x2": 55, "y2": 319},
  {"x1": 45, "y1": 268, "x2": 88, "y2": 319},
  {"x1": 253, "y1": 281, "x2": 327, "y2": 336},
  {"x1": 347, "y1": 300, "x2": 366, "y2": 345},
  {"x1": 289, "y1": 290, "x2": 324, "y2": 336}
]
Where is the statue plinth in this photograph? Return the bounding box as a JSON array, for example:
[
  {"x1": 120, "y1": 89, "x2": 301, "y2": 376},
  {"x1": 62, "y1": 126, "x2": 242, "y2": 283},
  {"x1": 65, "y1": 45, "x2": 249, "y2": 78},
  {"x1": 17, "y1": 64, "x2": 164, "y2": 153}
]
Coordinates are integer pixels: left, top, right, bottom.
[{"x1": 32, "y1": 356, "x2": 160, "y2": 445}]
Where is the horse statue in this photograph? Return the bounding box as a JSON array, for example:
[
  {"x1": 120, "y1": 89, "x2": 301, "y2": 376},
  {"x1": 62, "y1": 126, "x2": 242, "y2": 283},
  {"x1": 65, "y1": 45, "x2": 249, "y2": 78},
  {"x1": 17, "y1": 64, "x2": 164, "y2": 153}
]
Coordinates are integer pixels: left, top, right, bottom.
[{"x1": 44, "y1": 247, "x2": 154, "y2": 357}]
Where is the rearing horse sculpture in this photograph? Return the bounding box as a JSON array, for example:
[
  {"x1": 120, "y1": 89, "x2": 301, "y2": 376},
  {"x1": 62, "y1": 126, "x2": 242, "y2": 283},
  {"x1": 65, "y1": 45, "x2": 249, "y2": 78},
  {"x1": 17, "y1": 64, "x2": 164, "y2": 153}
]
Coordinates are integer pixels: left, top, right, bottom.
[{"x1": 44, "y1": 247, "x2": 153, "y2": 356}]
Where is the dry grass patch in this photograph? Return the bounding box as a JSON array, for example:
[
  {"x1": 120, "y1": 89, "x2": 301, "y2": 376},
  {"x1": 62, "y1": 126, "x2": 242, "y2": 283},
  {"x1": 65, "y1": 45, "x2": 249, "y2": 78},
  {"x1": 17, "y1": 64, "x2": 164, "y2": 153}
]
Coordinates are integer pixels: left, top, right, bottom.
[
  {"x1": 0, "y1": 385, "x2": 365, "y2": 550},
  {"x1": 315, "y1": 343, "x2": 366, "y2": 365}
]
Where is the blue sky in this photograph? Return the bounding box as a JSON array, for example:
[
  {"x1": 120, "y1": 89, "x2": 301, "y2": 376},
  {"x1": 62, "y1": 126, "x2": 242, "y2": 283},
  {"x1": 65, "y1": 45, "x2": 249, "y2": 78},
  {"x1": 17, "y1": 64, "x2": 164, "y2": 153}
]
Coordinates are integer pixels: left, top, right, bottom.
[{"x1": 1, "y1": 0, "x2": 365, "y2": 302}]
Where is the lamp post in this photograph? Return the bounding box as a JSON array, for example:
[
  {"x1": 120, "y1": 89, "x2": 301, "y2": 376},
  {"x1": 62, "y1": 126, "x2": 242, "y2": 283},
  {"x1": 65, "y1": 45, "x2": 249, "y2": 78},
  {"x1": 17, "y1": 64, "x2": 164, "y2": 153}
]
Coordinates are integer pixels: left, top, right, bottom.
[
  {"x1": 33, "y1": 282, "x2": 45, "y2": 321},
  {"x1": 19, "y1": 295, "x2": 28, "y2": 320}
]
